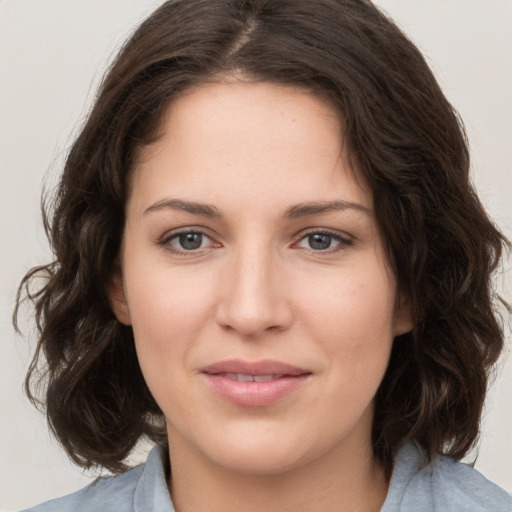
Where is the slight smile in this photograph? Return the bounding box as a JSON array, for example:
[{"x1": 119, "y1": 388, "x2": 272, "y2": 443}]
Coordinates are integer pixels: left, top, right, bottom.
[{"x1": 200, "y1": 359, "x2": 313, "y2": 407}]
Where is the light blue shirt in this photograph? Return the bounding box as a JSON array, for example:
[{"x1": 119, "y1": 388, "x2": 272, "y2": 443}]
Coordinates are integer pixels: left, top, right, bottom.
[{"x1": 22, "y1": 442, "x2": 512, "y2": 511}]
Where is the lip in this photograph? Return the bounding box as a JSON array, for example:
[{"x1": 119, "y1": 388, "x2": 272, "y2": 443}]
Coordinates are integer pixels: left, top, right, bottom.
[
  {"x1": 201, "y1": 359, "x2": 310, "y2": 376},
  {"x1": 200, "y1": 359, "x2": 312, "y2": 407}
]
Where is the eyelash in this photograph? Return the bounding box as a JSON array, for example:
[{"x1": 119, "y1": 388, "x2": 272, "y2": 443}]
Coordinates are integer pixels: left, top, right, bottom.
[
  {"x1": 158, "y1": 227, "x2": 354, "y2": 256},
  {"x1": 158, "y1": 228, "x2": 219, "y2": 256},
  {"x1": 292, "y1": 228, "x2": 354, "y2": 254}
]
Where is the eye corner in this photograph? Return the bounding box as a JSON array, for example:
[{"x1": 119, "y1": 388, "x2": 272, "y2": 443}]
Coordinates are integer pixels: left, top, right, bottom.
[
  {"x1": 292, "y1": 228, "x2": 355, "y2": 254},
  {"x1": 156, "y1": 227, "x2": 223, "y2": 256}
]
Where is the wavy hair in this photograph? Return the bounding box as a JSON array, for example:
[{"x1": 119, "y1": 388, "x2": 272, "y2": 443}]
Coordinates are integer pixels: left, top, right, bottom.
[{"x1": 15, "y1": 0, "x2": 509, "y2": 473}]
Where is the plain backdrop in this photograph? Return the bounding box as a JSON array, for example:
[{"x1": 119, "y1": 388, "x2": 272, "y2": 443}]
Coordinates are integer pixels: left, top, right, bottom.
[{"x1": 1, "y1": 1, "x2": 511, "y2": 510}]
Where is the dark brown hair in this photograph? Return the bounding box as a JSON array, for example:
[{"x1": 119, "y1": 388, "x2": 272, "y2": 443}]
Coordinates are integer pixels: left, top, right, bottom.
[{"x1": 15, "y1": 0, "x2": 509, "y2": 473}]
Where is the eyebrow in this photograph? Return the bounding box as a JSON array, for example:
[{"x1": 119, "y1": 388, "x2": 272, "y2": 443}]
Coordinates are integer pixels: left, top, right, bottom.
[
  {"x1": 284, "y1": 200, "x2": 371, "y2": 218},
  {"x1": 144, "y1": 199, "x2": 222, "y2": 218},
  {"x1": 143, "y1": 198, "x2": 371, "y2": 219}
]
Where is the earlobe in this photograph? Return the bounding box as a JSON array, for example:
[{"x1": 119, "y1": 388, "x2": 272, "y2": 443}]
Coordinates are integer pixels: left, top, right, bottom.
[
  {"x1": 394, "y1": 315, "x2": 414, "y2": 336},
  {"x1": 394, "y1": 293, "x2": 414, "y2": 336},
  {"x1": 107, "y1": 271, "x2": 132, "y2": 326}
]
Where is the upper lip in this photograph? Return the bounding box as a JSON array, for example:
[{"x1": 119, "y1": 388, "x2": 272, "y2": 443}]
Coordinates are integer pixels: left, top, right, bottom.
[{"x1": 201, "y1": 359, "x2": 311, "y2": 376}]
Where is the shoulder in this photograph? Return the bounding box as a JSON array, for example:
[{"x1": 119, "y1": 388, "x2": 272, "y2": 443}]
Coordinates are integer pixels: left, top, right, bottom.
[
  {"x1": 428, "y1": 454, "x2": 512, "y2": 511},
  {"x1": 20, "y1": 466, "x2": 143, "y2": 512},
  {"x1": 382, "y1": 442, "x2": 512, "y2": 512},
  {"x1": 20, "y1": 445, "x2": 173, "y2": 512}
]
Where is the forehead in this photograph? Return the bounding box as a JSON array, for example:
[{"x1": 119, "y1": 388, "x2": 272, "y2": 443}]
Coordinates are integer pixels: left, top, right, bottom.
[{"x1": 129, "y1": 80, "x2": 371, "y2": 214}]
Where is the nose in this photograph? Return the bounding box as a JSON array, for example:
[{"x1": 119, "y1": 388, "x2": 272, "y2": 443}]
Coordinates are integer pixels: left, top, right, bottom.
[{"x1": 215, "y1": 247, "x2": 293, "y2": 338}]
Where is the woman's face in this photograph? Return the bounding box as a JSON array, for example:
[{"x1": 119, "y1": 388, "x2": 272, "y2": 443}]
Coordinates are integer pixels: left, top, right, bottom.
[{"x1": 111, "y1": 80, "x2": 411, "y2": 475}]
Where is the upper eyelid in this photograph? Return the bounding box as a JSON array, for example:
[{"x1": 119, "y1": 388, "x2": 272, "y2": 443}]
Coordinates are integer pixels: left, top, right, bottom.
[
  {"x1": 160, "y1": 226, "x2": 218, "y2": 242},
  {"x1": 157, "y1": 226, "x2": 354, "y2": 250},
  {"x1": 293, "y1": 226, "x2": 353, "y2": 241},
  {"x1": 159, "y1": 226, "x2": 352, "y2": 239},
  {"x1": 158, "y1": 229, "x2": 220, "y2": 255}
]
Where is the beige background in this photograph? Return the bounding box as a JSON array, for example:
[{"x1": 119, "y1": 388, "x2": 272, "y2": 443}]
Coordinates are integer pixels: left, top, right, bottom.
[{"x1": 1, "y1": 1, "x2": 511, "y2": 510}]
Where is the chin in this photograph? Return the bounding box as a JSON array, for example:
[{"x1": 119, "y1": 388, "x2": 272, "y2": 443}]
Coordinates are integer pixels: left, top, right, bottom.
[
  {"x1": 210, "y1": 444, "x2": 310, "y2": 476},
  {"x1": 196, "y1": 424, "x2": 338, "y2": 477}
]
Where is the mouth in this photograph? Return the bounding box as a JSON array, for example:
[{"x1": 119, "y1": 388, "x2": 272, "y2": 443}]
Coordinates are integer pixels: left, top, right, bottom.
[
  {"x1": 213, "y1": 373, "x2": 289, "y2": 382},
  {"x1": 201, "y1": 358, "x2": 310, "y2": 376},
  {"x1": 200, "y1": 359, "x2": 312, "y2": 407}
]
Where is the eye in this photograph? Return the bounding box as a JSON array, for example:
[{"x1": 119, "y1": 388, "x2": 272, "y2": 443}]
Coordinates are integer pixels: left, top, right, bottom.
[
  {"x1": 159, "y1": 229, "x2": 219, "y2": 254},
  {"x1": 294, "y1": 230, "x2": 353, "y2": 252}
]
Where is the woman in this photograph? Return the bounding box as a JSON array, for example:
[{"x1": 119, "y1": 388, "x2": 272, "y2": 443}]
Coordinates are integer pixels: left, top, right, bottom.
[{"x1": 15, "y1": 0, "x2": 511, "y2": 510}]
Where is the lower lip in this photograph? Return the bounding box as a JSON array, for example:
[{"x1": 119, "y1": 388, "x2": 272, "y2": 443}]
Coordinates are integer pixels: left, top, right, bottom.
[{"x1": 202, "y1": 374, "x2": 311, "y2": 407}]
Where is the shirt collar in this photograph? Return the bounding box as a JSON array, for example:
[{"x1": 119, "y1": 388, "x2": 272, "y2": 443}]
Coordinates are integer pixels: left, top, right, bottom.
[{"x1": 134, "y1": 444, "x2": 175, "y2": 512}]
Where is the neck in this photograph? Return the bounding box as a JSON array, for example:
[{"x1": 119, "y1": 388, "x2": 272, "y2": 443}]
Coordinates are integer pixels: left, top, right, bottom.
[{"x1": 166, "y1": 429, "x2": 389, "y2": 512}]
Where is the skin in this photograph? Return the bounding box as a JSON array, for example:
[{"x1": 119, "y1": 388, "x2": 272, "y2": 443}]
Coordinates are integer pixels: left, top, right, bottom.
[{"x1": 110, "y1": 79, "x2": 412, "y2": 512}]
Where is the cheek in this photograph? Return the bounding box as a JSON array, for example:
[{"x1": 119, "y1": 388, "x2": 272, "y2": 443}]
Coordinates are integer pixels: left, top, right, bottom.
[
  {"x1": 299, "y1": 263, "x2": 396, "y2": 337},
  {"x1": 296, "y1": 261, "x2": 396, "y2": 381},
  {"x1": 123, "y1": 260, "x2": 217, "y2": 371}
]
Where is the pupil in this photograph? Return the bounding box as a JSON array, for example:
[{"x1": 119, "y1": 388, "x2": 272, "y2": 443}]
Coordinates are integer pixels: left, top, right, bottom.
[
  {"x1": 179, "y1": 233, "x2": 202, "y2": 250},
  {"x1": 309, "y1": 234, "x2": 331, "y2": 250}
]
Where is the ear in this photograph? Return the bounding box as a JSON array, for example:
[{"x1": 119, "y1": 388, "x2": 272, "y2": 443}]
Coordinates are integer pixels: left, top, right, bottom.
[
  {"x1": 107, "y1": 271, "x2": 132, "y2": 325},
  {"x1": 393, "y1": 292, "x2": 414, "y2": 336}
]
